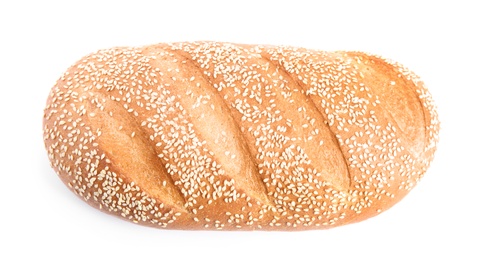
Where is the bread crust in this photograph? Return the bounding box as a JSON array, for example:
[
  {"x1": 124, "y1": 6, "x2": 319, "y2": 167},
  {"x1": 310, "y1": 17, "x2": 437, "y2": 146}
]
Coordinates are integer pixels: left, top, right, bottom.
[{"x1": 43, "y1": 42, "x2": 439, "y2": 230}]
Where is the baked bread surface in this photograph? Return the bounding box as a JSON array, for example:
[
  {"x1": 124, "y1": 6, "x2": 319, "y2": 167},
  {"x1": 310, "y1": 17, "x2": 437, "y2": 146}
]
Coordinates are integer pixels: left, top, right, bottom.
[{"x1": 43, "y1": 42, "x2": 439, "y2": 230}]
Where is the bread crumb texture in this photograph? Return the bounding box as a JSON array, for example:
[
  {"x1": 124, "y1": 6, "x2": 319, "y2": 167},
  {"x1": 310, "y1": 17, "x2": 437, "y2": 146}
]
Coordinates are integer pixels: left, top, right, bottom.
[{"x1": 43, "y1": 42, "x2": 439, "y2": 230}]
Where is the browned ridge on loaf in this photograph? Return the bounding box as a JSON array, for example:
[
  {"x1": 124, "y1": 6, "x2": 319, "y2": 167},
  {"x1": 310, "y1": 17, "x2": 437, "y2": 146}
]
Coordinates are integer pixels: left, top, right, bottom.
[{"x1": 43, "y1": 41, "x2": 440, "y2": 230}]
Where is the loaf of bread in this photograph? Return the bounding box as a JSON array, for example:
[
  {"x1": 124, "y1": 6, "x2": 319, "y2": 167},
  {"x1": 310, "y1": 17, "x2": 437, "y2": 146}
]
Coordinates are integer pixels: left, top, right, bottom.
[{"x1": 43, "y1": 42, "x2": 439, "y2": 230}]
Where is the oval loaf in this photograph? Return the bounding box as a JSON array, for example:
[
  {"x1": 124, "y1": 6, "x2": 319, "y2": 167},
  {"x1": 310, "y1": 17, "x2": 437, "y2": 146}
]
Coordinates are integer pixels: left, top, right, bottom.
[{"x1": 43, "y1": 42, "x2": 440, "y2": 230}]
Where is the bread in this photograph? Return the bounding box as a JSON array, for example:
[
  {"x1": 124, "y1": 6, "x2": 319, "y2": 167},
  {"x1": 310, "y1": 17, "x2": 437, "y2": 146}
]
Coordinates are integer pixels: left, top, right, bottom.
[{"x1": 43, "y1": 41, "x2": 440, "y2": 230}]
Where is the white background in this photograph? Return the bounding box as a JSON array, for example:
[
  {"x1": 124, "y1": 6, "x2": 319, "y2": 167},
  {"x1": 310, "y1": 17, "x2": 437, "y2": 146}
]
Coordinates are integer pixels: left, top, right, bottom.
[{"x1": 1, "y1": 0, "x2": 486, "y2": 259}]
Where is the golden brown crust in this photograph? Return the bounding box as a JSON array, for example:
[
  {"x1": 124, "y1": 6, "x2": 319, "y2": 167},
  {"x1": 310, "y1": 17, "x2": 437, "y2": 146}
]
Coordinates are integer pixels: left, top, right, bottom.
[{"x1": 43, "y1": 42, "x2": 439, "y2": 230}]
